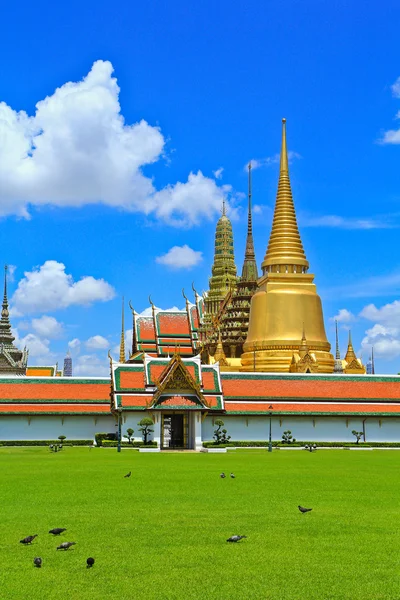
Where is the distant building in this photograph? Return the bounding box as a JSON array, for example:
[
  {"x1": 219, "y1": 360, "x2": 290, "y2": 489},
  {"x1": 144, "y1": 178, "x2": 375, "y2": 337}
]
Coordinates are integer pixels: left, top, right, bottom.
[
  {"x1": 63, "y1": 352, "x2": 73, "y2": 377},
  {"x1": 366, "y1": 348, "x2": 375, "y2": 374}
]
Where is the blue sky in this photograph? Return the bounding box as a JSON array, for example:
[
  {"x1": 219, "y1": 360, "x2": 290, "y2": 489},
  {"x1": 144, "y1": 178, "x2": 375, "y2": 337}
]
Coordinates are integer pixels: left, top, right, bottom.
[{"x1": 1, "y1": 0, "x2": 399, "y2": 375}]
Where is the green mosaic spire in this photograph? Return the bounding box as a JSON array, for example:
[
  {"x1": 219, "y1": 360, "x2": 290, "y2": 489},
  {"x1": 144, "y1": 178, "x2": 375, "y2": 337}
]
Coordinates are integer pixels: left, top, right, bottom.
[{"x1": 206, "y1": 201, "x2": 237, "y2": 312}]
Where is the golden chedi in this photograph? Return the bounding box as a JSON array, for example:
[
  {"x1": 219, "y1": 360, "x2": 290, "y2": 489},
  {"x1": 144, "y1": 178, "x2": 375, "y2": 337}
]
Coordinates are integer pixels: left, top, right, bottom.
[{"x1": 241, "y1": 119, "x2": 334, "y2": 373}]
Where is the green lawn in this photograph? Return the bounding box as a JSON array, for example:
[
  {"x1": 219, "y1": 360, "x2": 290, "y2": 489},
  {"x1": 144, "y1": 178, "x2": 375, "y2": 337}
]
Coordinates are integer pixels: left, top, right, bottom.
[{"x1": 0, "y1": 448, "x2": 399, "y2": 600}]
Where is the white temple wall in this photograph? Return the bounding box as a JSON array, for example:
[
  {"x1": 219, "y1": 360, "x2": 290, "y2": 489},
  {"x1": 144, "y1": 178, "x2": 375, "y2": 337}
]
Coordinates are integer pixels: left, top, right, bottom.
[
  {"x1": 202, "y1": 416, "x2": 400, "y2": 443},
  {"x1": 121, "y1": 413, "x2": 155, "y2": 443},
  {"x1": 0, "y1": 415, "x2": 115, "y2": 441}
]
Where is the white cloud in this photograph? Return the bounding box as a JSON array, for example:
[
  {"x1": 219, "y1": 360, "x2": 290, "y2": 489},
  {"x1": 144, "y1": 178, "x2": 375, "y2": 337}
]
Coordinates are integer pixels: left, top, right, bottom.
[
  {"x1": 85, "y1": 335, "x2": 110, "y2": 350},
  {"x1": 253, "y1": 204, "x2": 264, "y2": 215},
  {"x1": 213, "y1": 167, "x2": 224, "y2": 179},
  {"x1": 299, "y1": 213, "x2": 399, "y2": 229},
  {"x1": 0, "y1": 60, "x2": 233, "y2": 227},
  {"x1": 68, "y1": 338, "x2": 81, "y2": 350},
  {"x1": 246, "y1": 151, "x2": 301, "y2": 171},
  {"x1": 12, "y1": 328, "x2": 51, "y2": 357},
  {"x1": 73, "y1": 354, "x2": 109, "y2": 377},
  {"x1": 330, "y1": 309, "x2": 356, "y2": 324},
  {"x1": 379, "y1": 76, "x2": 400, "y2": 144},
  {"x1": 11, "y1": 260, "x2": 115, "y2": 315},
  {"x1": 360, "y1": 299, "x2": 400, "y2": 360},
  {"x1": 150, "y1": 172, "x2": 233, "y2": 227},
  {"x1": 361, "y1": 324, "x2": 400, "y2": 359},
  {"x1": 137, "y1": 305, "x2": 183, "y2": 316},
  {"x1": 156, "y1": 245, "x2": 203, "y2": 269},
  {"x1": 31, "y1": 315, "x2": 63, "y2": 338}
]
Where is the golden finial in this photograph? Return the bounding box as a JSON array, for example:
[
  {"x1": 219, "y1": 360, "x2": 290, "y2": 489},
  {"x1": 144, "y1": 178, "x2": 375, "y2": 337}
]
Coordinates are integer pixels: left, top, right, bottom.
[
  {"x1": 182, "y1": 288, "x2": 189, "y2": 305},
  {"x1": 119, "y1": 297, "x2": 125, "y2": 363},
  {"x1": 261, "y1": 118, "x2": 309, "y2": 274},
  {"x1": 222, "y1": 199, "x2": 226, "y2": 216},
  {"x1": 344, "y1": 330, "x2": 356, "y2": 363}
]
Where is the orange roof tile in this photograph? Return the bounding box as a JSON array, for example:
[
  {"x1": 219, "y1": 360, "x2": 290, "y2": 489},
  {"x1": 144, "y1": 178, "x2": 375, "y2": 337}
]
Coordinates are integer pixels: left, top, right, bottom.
[
  {"x1": 224, "y1": 402, "x2": 400, "y2": 413},
  {"x1": 222, "y1": 377, "x2": 400, "y2": 400},
  {"x1": 0, "y1": 381, "x2": 110, "y2": 401},
  {"x1": 157, "y1": 313, "x2": 190, "y2": 336},
  {"x1": 0, "y1": 403, "x2": 109, "y2": 413},
  {"x1": 120, "y1": 395, "x2": 151, "y2": 407},
  {"x1": 119, "y1": 370, "x2": 145, "y2": 390}
]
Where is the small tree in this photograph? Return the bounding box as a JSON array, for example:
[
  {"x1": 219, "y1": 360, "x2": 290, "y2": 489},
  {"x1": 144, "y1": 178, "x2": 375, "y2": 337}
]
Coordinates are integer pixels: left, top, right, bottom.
[
  {"x1": 213, "y1": 419, "x2": 231, "y2": 445},
  {"x1": 352, "y1": 430, "x2": 364, "y2": 444},
  {"x1": 58, "y1": 435, "x2": 66, "y2": 443},
  {"x1": 126, "y1": 428, "x2": 134, "y2": 444},
  {"x1": 139, "y1": 418, "x2": 154, "y2": 444},
  {"x1": 282, "y1": 430, "x2": 296, "y2": 444}
]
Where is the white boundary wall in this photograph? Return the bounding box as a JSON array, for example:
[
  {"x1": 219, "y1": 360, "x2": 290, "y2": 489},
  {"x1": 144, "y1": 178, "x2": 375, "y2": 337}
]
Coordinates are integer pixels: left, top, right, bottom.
[{"x1": 202, "y1": 415, "x2": 400, "y2": 443}]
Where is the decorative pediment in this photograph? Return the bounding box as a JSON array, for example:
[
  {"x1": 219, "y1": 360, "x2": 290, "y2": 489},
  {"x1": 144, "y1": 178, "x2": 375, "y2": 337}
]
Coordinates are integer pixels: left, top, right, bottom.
[
  {"x1": 155, "y1": 395, "x2": 203, "y2": 409},
  {"x1": 151, "y1": 353, "x2": 209, "y2": 408},
  {"x1": 345, "y1": 358, "x2": 366, "y2": 374},
  {"x1": 290, "y1": 351, "x2": 319, "y2": 373}
]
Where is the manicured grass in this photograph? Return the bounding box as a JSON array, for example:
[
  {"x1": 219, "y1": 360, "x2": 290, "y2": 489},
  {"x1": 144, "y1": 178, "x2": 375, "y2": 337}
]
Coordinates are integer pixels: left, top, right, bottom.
[{"x1": 0, "y1": 448, "x2": 400, "y2": 599}]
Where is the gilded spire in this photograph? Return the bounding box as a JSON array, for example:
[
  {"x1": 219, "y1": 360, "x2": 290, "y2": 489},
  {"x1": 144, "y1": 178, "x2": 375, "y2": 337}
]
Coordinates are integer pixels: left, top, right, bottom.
[
  {"x1": 119, "y1": 297, "x2": 126, "y2": 363},
  {"x1": 299, "y1": 323, "x2": 309, "y2": 358},
  {"x1": 241, "y1": 162, "x2": 258, "y2": 282},
  {"x1": 207, "y1": 201, "x2": 237, "y2": 303},
  {"x1": 261, "y1": 119, "x2": 309, "y2": 275},
  {"x1": 335, "y1": 320, "x2": 341, "y2": 360},
  {"x1": 344, "y1": 330, "x2": 356, "y2": 363}
]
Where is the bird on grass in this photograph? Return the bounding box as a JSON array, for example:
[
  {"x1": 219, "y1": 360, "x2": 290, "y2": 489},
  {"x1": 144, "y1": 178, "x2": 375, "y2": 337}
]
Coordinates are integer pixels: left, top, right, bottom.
[
  {"x1": 33, "y1": 557, "x2": 42, "y2": 568},
  {"x1": 230, "y1": 473, "x2": 235, "y2": 478},
  {"x1": 86, "y1": 557, "x2": 95, "y2": 568},
  {"x1": 298, "y1": 505, "x2": 313, "y2": 513},
  {"x1": 49, "y1": 528, "x2": 66, "y2": 535},
  {"x1": 124, "y1": 471, "x2": 131, "y2": 478},
  {"x1": 227, "y1": 535, "x2": 247, "y2": 543},
  {"x1": 20, "y1": 535, "x2": 38, "y2": 545},
  {"x1": 57, "y1": 542, "x2": 76, "y2": 550},
  {"x1": 220, "y1": 472, "x2": 226, "y2": 479}
]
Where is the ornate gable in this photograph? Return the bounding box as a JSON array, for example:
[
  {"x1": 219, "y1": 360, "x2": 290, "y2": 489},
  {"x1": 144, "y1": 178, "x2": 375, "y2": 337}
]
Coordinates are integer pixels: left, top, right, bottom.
[{"x1": 152, "y1": 353, "x2": 209, "y2": 408}]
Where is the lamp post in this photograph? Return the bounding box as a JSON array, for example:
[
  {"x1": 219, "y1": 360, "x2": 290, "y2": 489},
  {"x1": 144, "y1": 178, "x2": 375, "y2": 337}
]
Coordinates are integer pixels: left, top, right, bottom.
[
  {"x1": 117, "y1": 407, "x2": 122, "y2": 453},
  {"x1": 268, "y1": 405, "x2": 273, "y2": 453}
]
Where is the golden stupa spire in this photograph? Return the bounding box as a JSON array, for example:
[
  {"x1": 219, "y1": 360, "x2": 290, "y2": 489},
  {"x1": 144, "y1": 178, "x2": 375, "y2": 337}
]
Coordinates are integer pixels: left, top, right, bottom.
[
  {"x1": 119, "y1": 297, "x2": 126, "y2": 363},
  {"x1": 344, "y1": 330, "x2": 356, "y2": 363},
  {"x1": 261, "y1": 119, "x2": 309, "y2": 275}
]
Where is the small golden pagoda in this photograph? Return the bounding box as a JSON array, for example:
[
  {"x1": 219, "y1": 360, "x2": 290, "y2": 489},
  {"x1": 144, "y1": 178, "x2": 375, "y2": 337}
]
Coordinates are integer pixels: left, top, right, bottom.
[
  {"x1": 241, "y1": 119, "x2": 335, "y2": 373},
  {"x1": 343, "y1": 331, "x2": 366, "y2": 374}
]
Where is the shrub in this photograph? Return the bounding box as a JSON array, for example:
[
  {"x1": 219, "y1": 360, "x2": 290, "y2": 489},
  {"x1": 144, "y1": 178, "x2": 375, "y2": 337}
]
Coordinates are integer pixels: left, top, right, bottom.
[
  {"x1": 281, "y1": 430, "x2": 296, "y2": 444},
  {"x1": 138, "y1": 418, "x2": 154, "y2": 444},
  {"x1": 58, "y1": 435, "x2": 66, "y2": 443},
  {"x1": 213, "y1": 419, "x2": 231, "y2": 445},
  {"x1": 102, "y1": 440, "x2": 157, "y2": 448},
  {"x1": 94, "y1": 433, "x2": 117, "y2": 446},
  {"x1": 352, "y1": 430, "x2": 364, "y2": 444},
  {"x1": 0, "y1": 440, "x2": 92, "y2": 446},
  {"x1": 125, "y1": 428, "x2": 134, "y2": 444}
]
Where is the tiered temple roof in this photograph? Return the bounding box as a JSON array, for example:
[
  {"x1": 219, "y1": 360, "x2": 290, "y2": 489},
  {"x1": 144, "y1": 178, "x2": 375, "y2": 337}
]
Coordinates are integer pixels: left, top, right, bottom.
[
  {"x1": 198, "y1": 201, "x2": 238, "y2": 355},
  {"x1": 0, "y1": 266, "x2": 28, "y2": 376},
  {"x1": 129, "y1": 291, "x2": 204, "y2": 359},
  {"x1": 220, "y1": 163, "x2": 258, "y2": 360}
]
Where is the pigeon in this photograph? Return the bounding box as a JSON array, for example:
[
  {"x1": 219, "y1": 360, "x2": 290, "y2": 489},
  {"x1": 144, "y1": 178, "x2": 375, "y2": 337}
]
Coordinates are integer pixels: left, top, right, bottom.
[
  {"x1": 227, "y1": 535, "x2": 247, "y2": 543},
  {"x1": 20, "y1": 535, "x2": 38, "y2": 545},
  {"x1": 57, "y1": 541, "x2": 76, "y2": 550},
  {"x1": 33, "y1": 557, "x2": 42, "y2": 568},
  {"x1": 298, "y1": 505, "x2": 313, "y2": 513},
  {"x1": 230, "y1": 473, "x2": 235, "y2": 478},
  {"x1": 86, "y1": 557, "x2": 95, "y2": 568},
  {"x1": 220, "y1": 473, "x2": 226, "y2": 479},
  {"x1": 49, "y1": 528, "x2": 66, "y2": 535},
  {"x1": 124, "y1": 471, "x2": 131, "y2": 478}
]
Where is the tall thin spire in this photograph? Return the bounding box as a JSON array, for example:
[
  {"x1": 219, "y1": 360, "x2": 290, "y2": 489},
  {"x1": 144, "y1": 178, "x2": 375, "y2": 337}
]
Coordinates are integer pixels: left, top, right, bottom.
[
  {"x1": 241, "y1": 162, "x2": 258, "y2": 281},
  {"x1": 371, "y1": 346, "x2": 375, "y2": 374},
  {"x1": 335, "y1": 320, "x2": 341, "y2": 360},
  {"x1": 119, "y1": 297, "x2": 126, "y2": 363},
  {"x1": 344, "y1": 330, "x2": 356, "y2": 363},
  {"x1": 261, "y1": 119, "x2": 309, "y2": 275},
  {"x1": 222, "y1": 199, "x2": 226, "y2": 217}
]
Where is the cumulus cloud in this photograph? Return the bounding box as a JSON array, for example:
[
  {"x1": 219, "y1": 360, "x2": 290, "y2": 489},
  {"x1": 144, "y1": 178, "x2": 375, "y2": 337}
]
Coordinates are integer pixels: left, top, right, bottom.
[
  {"x1": 360, "y1": 299, "x2": 400, "y2": 359},
  {"x1": 68, "y1": 338, "x2": 81, "y2": 351},
  {"x1": 0, "y1": 60, "x2": 232, "y2": 227},
  {"x1": 85, "y1": 335, "x2": 110, "y2": 350},
  {"x1": 379, "y1": 76, "x2": 400, "y2": 144},
  {"x1": 12, "y1": 328, "x2": 51, "y2": 358},
  {"x1": 31, "y1": 315, "x2": 63, "y2": 338},
  {"x1": 11, "y1": 260, "x2": 115, "y2": 315},
  {"x1": 138, "y1": 305, "x2": 183, "y2": 316},
  {"x1": 330, "y1": 309, "x2": 356, "y2": 324},
  {"x1": 156, "y1": 245, "x2": 203, "y2": 269},
  {"x1": 73, "y1": 354, "x2": 109, "y2": 377}
]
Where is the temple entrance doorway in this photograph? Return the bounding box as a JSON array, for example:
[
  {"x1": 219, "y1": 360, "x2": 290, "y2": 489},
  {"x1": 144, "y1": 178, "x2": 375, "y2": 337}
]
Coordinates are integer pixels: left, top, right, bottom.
[{"x1": 161, "y1": 412, "x2": 191, "y2": 449}]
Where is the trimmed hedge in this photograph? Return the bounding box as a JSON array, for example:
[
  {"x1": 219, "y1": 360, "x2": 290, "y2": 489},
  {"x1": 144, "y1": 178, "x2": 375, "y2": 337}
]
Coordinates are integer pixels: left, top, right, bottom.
[
  {"x1": 0, "y1": 439, "x2": 92, "y2": 447},
  {"x1": 102, "y1": 440, "x2": 157, "y2": 448},
  {"x1": 202, "y1": 440, "x2": 400, "y2": 448},
  {"x1": 94, "y1": 433, "x2": 118, "y2": 446}
]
